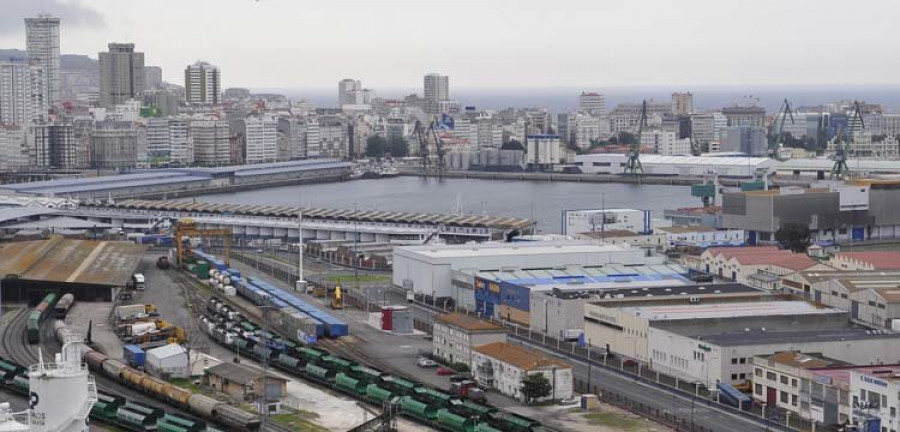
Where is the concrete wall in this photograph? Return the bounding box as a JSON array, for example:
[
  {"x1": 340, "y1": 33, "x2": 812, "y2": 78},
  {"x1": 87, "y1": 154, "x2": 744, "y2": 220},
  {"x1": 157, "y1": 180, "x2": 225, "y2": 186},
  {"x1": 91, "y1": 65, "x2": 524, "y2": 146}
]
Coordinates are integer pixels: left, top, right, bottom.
[
  {"x1": 530, "y1": 293, "x2": 588, "y2": 338},
  {"x1": 583, "y1": 303, "x2": 651, "y2": 361}
]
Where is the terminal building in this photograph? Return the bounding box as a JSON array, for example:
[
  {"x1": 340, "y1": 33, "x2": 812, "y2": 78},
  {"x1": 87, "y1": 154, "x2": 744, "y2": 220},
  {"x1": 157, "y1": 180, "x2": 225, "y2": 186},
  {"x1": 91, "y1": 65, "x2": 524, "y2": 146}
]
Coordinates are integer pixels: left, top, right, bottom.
[{"x1": 574, "y1": 154, "x2": 775, "y2": 178}]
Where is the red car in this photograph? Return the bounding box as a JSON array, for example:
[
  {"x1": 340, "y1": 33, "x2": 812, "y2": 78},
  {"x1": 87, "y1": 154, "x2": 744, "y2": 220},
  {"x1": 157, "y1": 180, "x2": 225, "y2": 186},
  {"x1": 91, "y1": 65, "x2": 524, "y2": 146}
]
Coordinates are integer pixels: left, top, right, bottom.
[{"x1": 436, "y1": 367, "x2": 455, "y2": 376}]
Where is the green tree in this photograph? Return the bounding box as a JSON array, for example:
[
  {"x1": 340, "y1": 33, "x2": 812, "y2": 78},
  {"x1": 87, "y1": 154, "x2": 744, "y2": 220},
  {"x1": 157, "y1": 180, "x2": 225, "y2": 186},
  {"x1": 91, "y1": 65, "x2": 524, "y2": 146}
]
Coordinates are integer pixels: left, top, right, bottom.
[
  {"x1": 775, "y1": 223, "x2": 812, "y2": 253},
  {"x1": 365, "y1": 135, "x2": 387, "y2": 158},
  {"x1": 520, "y1": 373, "x2": 552, "y2": 404},
  {"x1": 617, "y1": 131, "x2": 637, "y2": 145},
  {"x1": 387, "y1": 137, "x2": 409, "y2": 157},
  {"x1": 502, "y1": 139, "x2": 524, "y2": 151}
]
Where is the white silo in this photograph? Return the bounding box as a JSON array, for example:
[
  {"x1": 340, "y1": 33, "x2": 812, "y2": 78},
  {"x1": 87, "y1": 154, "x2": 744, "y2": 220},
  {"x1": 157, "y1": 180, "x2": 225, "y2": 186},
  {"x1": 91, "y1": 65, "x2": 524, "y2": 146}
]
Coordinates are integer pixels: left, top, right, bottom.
[{"x1": 27, "y1": 336, "x2": 96, "y2": 432}]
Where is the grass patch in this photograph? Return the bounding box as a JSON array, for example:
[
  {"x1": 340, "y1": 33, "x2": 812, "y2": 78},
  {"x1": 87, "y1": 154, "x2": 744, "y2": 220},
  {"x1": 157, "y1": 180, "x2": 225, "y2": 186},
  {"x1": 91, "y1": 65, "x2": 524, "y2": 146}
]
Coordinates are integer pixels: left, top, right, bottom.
[
  {"x1": 270, "y1": 413, "x2": 329, "y2": 432},
  {"x1": 168, "y1": 378, "x2": 209, "y2": 395},
  {"x1": 583, "y1": 413, "x2": 644, "y2": 430},
  {"x1": 325, "y1": 274, "x2": 390, "y2": 284}
]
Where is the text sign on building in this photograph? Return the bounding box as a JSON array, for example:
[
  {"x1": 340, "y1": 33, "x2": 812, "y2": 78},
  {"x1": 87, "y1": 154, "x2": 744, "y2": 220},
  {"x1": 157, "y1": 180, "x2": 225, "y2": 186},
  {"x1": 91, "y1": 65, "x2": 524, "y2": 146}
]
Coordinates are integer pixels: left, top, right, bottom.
[{"x1": 860, "y1": 374, "x2": 888, "y2": 387}]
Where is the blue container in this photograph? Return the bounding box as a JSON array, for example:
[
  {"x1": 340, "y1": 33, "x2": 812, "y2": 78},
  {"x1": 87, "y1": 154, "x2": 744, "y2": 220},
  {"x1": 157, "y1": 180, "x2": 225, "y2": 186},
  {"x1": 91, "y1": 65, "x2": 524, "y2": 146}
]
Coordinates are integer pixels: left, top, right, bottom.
[{"x1": 123, "y1": 345, "x2": 146, "y2": 368}]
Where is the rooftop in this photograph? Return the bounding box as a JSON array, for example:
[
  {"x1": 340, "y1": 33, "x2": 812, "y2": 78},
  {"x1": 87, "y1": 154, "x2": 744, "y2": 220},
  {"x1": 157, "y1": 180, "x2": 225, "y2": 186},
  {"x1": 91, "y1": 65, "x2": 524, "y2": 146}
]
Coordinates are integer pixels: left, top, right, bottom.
[
  {"x1": 205, "y1": 362, "x2": 289, "y2": 385},
  {"x1": 470, "y1": 264, "x2": 690, "y2": 291},
  {"x1": 0, "y1": 237, "x2": 146, "y2": 286},
  {"x1": 577, "y1": 230, "x2": 641, "y2": 239},
  {"x1": 655, "y1": 226, "x2": 719, "y2": 234},
  {"x1": 399, "y1": 241, "x2": 627, "y2": 259},
  {"x1": 833, "y1": 252, "x2": 900, "y2": 270},
  {"x1": 474, "y1": 342, "x2": 569, "y2": 371},
  {"x1": 621, "y1": 300, "x2": 841, "y2": 321},
  {"x1": 757, "y1": 351, "x2": 850, "y2": 370},
  {"x1": 146, "y1": 343, "x2": 186, "y2": 360},
  {"x1": 694, "y1": 327, "x2": 896, "y2": 347},
  {"x1": 553, "y1": 282, "x2": 760, "y2": 301},
  {"x1": 434, "y1": 313, "x2": 505, "y2": 332}
]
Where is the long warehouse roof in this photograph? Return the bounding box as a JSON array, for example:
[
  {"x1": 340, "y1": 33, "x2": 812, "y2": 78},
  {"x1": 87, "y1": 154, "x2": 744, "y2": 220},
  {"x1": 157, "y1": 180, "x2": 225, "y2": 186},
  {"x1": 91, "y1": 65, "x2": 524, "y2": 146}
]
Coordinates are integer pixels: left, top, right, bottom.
[{"x1": 0, "y1": 237, "x2": 147, "y2": 286}]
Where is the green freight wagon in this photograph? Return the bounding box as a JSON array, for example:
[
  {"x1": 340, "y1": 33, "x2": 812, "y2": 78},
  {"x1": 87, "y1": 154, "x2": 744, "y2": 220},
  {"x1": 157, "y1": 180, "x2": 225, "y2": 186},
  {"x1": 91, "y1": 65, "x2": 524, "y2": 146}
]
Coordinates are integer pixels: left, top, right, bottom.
[
  {"x1": 320, "y1": 355, "x2": 353, "y2": 372},
  {"x1": 0, "y1": 358, "x2": 26, "y2": 381},
  {"x1": 399, "y1": 396, "x2": 439, "y2": 421},
  {"x1": 436, "y1": 409, "x2": 477, "y2": 432},
  {"x1": 276, "y1": 353, "x2": 304, "y2": 371},
  {"x1": 414, "y1": 387, "x2": 456, "y2": 405},
  {"x1": 365, "y1": 384, "x2": 394, "y2": 405},
  {"x1": 158, "y1": 413, "x2": 205, "y2": 432},
  {"x1": 116, "y1": 408, "x2": 157, "y2": 431},
  {"x1": 474, "y1": 423, "x2": 504, "y2": 432},
  {"x1": 460, "y1": 401, "x2": 496, "y2": 419},
  {"x1": 335, "y1": 373, "x2": 367, "y2": 395},
  {"x1": 11, "y1": 375, "x2": 28, "y2": 394},
  {"x1": 297, "y1": 347, "x2": 326, "y2": 363},
  {"x1": 349, "y1": 364, "x2": 385, "y2": 384},
  {"x1": 305, "y1": 363, "x2": 336, "y2": 383},
  {"x1": 194, "y1": 261, "x2": 210, "y2": 279},
  {"x1": 383, "y1": 376, "x2": 420, "y2": 395},
  {"x1": 490, "y1": 412, "x2": 539, "y2": 432}
]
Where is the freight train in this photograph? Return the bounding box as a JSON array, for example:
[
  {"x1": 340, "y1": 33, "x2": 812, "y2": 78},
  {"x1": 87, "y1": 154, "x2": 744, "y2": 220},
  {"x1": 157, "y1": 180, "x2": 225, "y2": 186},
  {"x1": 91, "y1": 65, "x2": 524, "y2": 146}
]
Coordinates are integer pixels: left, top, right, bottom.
[
  {"x1": 54, "y1": 293, "x2": 75, "y2": 319},
  {"x1": 52, "y1": 321, "x2": 262, "y2": 431},
  {"x1": 26, "y1": 292, "x2": 59, "y2": 344},
  {"x1": 202, "y1": 297, "x2": 543, "y2": 432}
]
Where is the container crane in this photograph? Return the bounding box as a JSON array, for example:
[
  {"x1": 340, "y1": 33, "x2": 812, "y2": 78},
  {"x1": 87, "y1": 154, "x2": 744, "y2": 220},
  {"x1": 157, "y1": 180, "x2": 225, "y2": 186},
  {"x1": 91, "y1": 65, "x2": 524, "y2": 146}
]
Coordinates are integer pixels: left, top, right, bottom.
[
  {"x1": 173, "y1": 219, "x2": 233, "y2": 268},
  {"x1": 769, "y1": 99, "x2": 795, "y2": 160},
  {"x1": 830, "y1": 101, "x2": 864, "y2": 179},
  {"x1": 623, "y1": 100, "x2": 648, "y2": 178},
  {"x1": 414, "y1": 119, "x2": 446, "y2": 176}
]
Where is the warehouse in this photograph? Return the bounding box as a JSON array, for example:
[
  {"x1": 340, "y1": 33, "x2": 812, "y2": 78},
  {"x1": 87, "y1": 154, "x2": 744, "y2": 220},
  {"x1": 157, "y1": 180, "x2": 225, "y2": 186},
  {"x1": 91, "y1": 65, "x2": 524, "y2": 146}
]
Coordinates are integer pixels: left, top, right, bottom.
[
  {"x1": 393, "y1": 241, "x2": 656, "y2": 303},
  {"x1": 531, "y1": 282, "x2": 762, "y2": 340},
  {"x1": 145, "y1": 343, "x2": 189, "y2": 379},
  {"x1": 574, "y1": 154, "x2": 775, "y2": 178},
  {"x1": 781, "y1": 269, "x2": 900, "y2": 329},
  {"x1": 0, "y1": 237, "x2": 147, "y2": 302}
]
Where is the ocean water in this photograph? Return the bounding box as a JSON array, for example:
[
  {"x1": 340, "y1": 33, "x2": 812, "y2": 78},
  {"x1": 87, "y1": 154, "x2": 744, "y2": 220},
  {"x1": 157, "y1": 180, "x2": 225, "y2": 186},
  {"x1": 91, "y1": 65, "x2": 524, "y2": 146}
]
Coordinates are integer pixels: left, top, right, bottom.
[{"x1": 255, "y1": 84, "x2": 900, "y2": 113}]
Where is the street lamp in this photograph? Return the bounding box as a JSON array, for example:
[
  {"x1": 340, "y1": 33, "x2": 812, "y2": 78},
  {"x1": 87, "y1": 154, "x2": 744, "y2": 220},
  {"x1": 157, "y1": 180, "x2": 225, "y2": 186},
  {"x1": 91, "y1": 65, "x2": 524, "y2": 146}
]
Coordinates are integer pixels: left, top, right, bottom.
[{"x1": 691, "y1": 380, "x2": 702, "y2": 432}]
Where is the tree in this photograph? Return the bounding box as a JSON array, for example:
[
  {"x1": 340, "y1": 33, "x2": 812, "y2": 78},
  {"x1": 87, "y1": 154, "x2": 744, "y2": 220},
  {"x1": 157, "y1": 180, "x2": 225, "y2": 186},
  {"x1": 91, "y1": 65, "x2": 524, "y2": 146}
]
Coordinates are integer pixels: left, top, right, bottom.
[
  {"x1": 365, "y1": 135, "x2": 387, "y2": 159},
  {"x1": 520, "y1": 373, "x2": 552, "y2": 404},
  {"x1": 775, "y1": 223, "x2": 811, "y2": 253},
  {"x1": 502, "y1": 139, "x2": 524, "y2": 151},
  {"x1": 617, "y1": 131, "x2": 637, "y2": 145},
  {"x1": 387, "y1": 137, "x2": 409, "y2": 157}
]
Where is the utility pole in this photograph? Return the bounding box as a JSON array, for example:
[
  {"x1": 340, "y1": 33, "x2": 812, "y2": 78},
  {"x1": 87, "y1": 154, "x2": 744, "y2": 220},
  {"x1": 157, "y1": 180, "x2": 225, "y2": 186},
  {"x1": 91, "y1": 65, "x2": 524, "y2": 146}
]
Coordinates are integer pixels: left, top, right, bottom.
[
  {"x1": 259, "y1": 303, "x2": 273, "y2": 430},
  {"x1": 355, "y1": 203, "x2": 363, "y2": 312},
  {"x1": 297, "y1": 209, "x2": 304, "y2": 292},
  {"x1": 586, "y1": 339, "x2": 592, "y2": 395}
]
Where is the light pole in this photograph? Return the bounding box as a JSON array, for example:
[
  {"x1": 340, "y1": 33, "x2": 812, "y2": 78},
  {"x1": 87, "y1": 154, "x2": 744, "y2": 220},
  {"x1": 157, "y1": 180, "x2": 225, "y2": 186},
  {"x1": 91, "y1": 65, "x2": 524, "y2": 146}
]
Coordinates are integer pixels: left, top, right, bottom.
[
  {"x1": 586, "y1": 339, "x2": 592, "y2": 395},
  {"x1": 691, "y1": 381, "x2": 701, "y2": 432}
]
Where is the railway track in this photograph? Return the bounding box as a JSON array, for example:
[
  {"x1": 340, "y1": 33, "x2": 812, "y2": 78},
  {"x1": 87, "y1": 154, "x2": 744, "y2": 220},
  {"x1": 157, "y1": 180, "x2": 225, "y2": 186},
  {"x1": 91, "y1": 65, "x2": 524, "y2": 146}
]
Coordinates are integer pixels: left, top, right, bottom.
[{"x1": 1, "y1": 308, "x2": 39, "y2": 366}]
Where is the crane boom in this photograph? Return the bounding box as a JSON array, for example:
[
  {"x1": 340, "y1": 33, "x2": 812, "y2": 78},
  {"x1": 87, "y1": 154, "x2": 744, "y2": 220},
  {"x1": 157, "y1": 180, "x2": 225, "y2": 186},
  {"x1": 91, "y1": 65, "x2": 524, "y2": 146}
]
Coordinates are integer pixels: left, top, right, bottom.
[{"x1": 624, "y1": 100, "x2": 647, "y2": 178}]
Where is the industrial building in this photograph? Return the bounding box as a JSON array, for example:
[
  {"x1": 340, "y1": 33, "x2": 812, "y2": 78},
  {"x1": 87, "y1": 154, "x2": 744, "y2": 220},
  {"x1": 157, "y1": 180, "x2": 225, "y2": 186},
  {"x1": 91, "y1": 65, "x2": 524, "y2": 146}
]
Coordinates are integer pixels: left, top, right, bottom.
[
  {"x1": 472, "y1": 341, "x2": 573, "y2": 402},
  {"x1": 0, "y1": 237, "x2": 146, "y2": 302},
  {"x1": 583, "y1": 293, "x2": 900, "y2": 388},
  {"x1": 145, "y1": 343, "x2": 190, "y2": 379},
  {"x1": 826, "y1": 251, "x2": 900, "y2": 271},
  {"x1": 205, "y1": 362, "x2": 289, "y2": 405},
  {"x1": 781, "y1": 269, "x2": 900, "y2": 329},
  {"x1": 573, "y1": 154, "x2": 774, "y2": 178},
  {"x1": 721, "y1": 180, "x2": 900, "y2": 245},
  {"x1": 561, "y1": 208, "x2": 652, "y2": 236},
  {"x1": 655, "y1": 226, "x2": 745, "y2": 248},
  {"x1": 531, "y1": 282, "x2": 762, "y2": 340},
  {"x1": 0, "y1": 159, "x2": 352, "y2": 199},
  {"x1": 392, "y1": 241, "x2": 660, "y2": 309},
  {"x1": 692, "y1": 246, "x2": 827, "y2": 289}
]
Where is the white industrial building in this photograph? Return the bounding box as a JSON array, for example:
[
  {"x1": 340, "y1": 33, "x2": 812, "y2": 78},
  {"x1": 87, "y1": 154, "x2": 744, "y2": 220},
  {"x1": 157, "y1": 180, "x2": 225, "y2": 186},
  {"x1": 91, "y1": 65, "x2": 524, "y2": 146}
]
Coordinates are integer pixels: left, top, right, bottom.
[
  {"x1": 392, "y1": 241, "x2": 650, "y2": 300},
  {"x1": 526, "y1": 134, "x2": 561, "y2": 170},
  {"x1": 561, "y1": 208, "x2": 651, "y2": 236},
  {"x1": 472, "y1": 341, "x2": 573, "y2": 402},
  {"x1": 574, "y1": 154, "x2": 775, "y2": 177},
  {"x1": 655, "y1": 226, "x2": 745, "y2": 248},
  {"x1": 145, "y1": 343, "x2": 190, "y2": 379}
]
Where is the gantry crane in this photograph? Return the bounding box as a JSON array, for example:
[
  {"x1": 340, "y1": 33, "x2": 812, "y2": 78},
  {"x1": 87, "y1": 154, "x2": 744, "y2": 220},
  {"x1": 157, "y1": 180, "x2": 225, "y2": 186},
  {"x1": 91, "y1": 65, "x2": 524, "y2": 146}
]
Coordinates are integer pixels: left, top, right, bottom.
[
  {"x1": 830, "y1": 101, "x2": 864, "y2": 179},
  {"x1": 769, "y1": 99, "x2": 795, "y2": 160},
  {"x1": 414, "y1": 119, "x2": 446, "y2": 176},
  {"x1": 623, "y1": 100, "x2": 648, "y2": 178},
  {"x1": 173, "y1": 219, "x2": 232, "y2": 268}
]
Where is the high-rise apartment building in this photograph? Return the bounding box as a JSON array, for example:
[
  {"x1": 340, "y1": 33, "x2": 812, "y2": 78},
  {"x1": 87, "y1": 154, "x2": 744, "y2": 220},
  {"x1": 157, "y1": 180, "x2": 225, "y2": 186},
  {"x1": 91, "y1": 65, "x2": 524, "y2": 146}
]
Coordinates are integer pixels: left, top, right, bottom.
[
  {"x1": 190, "y1": 119, "x2": 230, "y2": 165},
  {"x1": 231, "y1": 117, "x2": 277, "y2": 163},
  {"x1": 672, "y1": 92, "x2": 693, "y2": 116},
  {"x1": 0, "y1": 126, "x2": 28, "y2": 170},
  {"x1": 185, "y1": 61, "x2": 221, "y2": 104},
  {"x1": 144, "y1": 66, "x2": 163, "y2": 90},
  {"x1": 641, "y1": 130, "x2": 691, "y2": 155},
  {"x1": 720, "y1": 126, "x2": 767, "y2": 156},
  {"x1": 25, "y1": 15, "x2": 60, "y2": 108},
  {"x1": 578, "y1": 92, "x2": 605, "y2": 117},
  {"x1": 28, "y1": 123, "x2": 81, "y2": 168},
  {"x1": 722, "y1": 105, "x2": 766, "y2": 128},
  {"x1": 338, "y1": 79, "x2": 361, "y2": 107},
  {"x1": 90, "y1": 121, "x2": 145, "y2": 168},
  {"x1": 424, "y1": 73, "x2": 449, "y2": 114},
  {"x1": 99, "y1": 43, "x2": 146, "y2": 108},
  {"x1": 0, "y1": 61, "x2": 47, "y2": 126}
]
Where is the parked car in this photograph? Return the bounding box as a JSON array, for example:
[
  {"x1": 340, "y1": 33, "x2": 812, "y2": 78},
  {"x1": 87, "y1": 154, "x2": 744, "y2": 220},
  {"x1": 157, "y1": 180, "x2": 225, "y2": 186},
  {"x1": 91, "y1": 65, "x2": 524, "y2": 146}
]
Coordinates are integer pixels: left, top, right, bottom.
[
  {"x1": 558, "y1": 397, "x2": 579, "y2": 406},
  {"x1": 436, "y1": 367, "x2": 455, "y2": 376},
  {"x1": 417, "y1": 358, "x2": 438, "y2": 368}
]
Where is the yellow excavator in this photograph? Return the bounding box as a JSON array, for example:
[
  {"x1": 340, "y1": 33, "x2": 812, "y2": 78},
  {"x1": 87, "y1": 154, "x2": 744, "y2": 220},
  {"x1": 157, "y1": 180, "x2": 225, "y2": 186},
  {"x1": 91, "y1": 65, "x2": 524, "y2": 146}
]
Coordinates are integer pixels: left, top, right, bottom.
[{"x1": 330, "y1": 285, "x2": 344, "y2": 310}]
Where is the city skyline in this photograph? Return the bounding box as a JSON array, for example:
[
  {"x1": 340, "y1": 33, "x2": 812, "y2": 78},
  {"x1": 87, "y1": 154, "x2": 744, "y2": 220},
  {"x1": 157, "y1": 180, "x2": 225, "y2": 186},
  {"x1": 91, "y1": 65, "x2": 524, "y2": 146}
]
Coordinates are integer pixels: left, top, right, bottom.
[{"x1": 1, "y1": 0, "x2": 900, "y2": 89}]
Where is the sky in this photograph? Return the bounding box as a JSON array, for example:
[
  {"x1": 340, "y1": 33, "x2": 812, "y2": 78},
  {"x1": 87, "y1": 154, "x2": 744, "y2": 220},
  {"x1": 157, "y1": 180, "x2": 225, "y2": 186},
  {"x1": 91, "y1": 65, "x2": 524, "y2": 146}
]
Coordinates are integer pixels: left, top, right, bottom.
[{"x1": 1, "y1": 0, "x2": 900, "y2": 90}]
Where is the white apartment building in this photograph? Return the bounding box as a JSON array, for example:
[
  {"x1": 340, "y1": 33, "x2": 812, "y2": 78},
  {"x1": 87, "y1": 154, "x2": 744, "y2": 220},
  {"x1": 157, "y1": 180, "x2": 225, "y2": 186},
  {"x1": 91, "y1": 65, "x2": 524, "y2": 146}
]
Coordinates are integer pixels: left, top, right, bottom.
[
  {"x1": 691, "y1": 112, "x2": 728, "y2": 147},
  {"x1": 0, "y1": 61, "x2": 46, "y2": 126},
  {"x1": 184, "y1": 61, "x2": 221, "y2": 105},
  {"x1": 169, "y1": 118, "x2": 191, "y2": 165},
  {"x1": 574, "y1": 113, "x2": 602, "y2": 150},
  {"x1": 883, "y1": 113, "x2": 900, "y2": 139},
  {"x1": 672, "y1": 92, "x2": 693, "y2": 116},
  {"x1": 431, "y1": 313, "x2": 507, "y2": 368},
  {"x1": 850, "y1": 369, "x2": 900, "y2": 432},
  {"x1": 526, "y1": 134, "x2": 561, "y2": 169},
  {"x1": 277, "y1": 117, "x2": 311, "y2": 159},
  {"x1": 25, "y1": 15, "x2": 60, "y2": 107},
  {"x1": 233, "y1": 117, "x2": 277, "y2": 164},
  {"x1": 145, "y1": 117, "x2": 170, "y2": 158},
  {"x1": 0, "y1": 126, "x2": 27, "y2": 169},
  {"x1": 338, "y1": 79, "x2": 361, "y2": 107},
  {"x1": 578, "y1": 92, "x2": 605, "y2": 116},
  {"x1": 473, "y1": 341, "x2": 573, "y2": 402},
  {"x1": 476, "y1": 120, "x2": 503, "y2": 150},
  {"x1": 424, "y1": 73, "x2": 449, "y2": 102},
  {"x1": 641, "y1": 130, "x2": 691, "y2": 155},
  {"x1": 190, "y1": 119, "x2": 230, "y2": 166},
  {"x1": 318, "y1": 122, "x2": 346, "y2": 158}
]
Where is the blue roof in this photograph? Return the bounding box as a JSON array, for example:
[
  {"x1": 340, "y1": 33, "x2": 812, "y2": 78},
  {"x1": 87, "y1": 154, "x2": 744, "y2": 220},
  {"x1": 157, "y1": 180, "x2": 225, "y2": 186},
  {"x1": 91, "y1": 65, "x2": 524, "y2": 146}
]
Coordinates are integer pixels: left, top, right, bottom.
[
  {"x1": 233, "y1": 161, "x2": 351, "y2": 177},
  {"x1": 4, "y1": 171, "x2": 196, "y2": 193},
  {"x1": 18, "y1": 175, "x2": 209, "y2": 195},
  {"x1": 189, "y1": 158, "x2": 349, "y2": 175}
]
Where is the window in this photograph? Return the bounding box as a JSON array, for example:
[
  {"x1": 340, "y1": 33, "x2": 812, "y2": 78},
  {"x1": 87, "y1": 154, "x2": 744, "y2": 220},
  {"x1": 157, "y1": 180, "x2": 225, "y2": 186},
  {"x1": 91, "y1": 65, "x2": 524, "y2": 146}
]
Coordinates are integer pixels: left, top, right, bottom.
[
  {"x1": 792, "y1": 395, "x2": 798, "y2": 406},
  {"x1": 740, "y1": 373, "x2": 746, "y2": 380},
  {"x1": 732, "y1": 374, "x2": 738, "y2": 380},
  {"x1": 755, "y1": 384, "x2": 763, "y2": 395},
  {"x1": 732, "y1": 358, "x2": 738, "y2": 365},
  {"x1": 841, "y1": 293, "x2": 848, "y2": 299},
  {"x1": 767, "y1": 372, "x2": 777, "y2": 381},
  {"x1": 780, "y1": 391, "x2": 788, "y2": 403},
  {"x1": 792, "y1": 379, "x2": 798, "y2": 388},
  {"x1": 755, "y1": 368, "x2": 763, "y2": 377},
  {"x1": 781, "y1": 376, "x2": 789, "y2": 385},
  {"x1": 740, "y1": 358, "x2": 746, "y2": 364},
  {"x1": 892, "y1": 407, "x2": 896, "y2": 418}
]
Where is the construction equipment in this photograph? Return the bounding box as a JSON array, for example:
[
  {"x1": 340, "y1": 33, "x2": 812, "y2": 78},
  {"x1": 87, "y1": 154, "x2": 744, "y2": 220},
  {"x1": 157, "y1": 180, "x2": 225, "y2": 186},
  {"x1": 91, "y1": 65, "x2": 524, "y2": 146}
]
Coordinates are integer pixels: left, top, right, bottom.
[
  {"x1": 769, "y1": 98, "x2": 795, "y2": 159},
  {"x1": 173, "y1": 218, "x2": 232, "y2": 268},
  {"x1": 831, "y1": 101, "x2": 864, "y2": 179},
  {"x1": 331, "y1": 285, "x2": 344, "y2": 310},
  {"x1": 623, "y1": 100, "x2": 648, "y2": 179}
]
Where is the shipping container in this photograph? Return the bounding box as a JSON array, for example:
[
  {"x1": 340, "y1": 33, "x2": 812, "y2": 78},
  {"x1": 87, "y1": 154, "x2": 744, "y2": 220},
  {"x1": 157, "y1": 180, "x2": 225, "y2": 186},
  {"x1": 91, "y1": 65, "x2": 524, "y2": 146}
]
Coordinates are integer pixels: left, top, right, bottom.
[{"x1": 123, "y1": 345, "x2": 146, "y2": 368}]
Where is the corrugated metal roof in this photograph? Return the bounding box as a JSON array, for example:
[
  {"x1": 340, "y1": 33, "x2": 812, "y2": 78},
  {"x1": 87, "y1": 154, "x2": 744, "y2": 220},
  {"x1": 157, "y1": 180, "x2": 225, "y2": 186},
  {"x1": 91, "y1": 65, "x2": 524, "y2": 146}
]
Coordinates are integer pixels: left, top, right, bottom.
[{"x1": 0, "y1": 238, "x2": 146, "y2": 286}]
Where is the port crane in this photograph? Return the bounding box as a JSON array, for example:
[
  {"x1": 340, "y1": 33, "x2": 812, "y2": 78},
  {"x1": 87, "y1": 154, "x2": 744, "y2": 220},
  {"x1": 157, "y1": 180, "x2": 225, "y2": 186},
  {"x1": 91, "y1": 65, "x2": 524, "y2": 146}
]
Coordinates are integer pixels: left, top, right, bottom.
[
  {"x1": 414, "y1": 119, "x2": 446, "y2": 176},
  {"x1": 769, "y1": 99, "x2": 795, "y2": 160},
  {"x1": 830, "y1": 101, "x2": 864, "y2": 179},
  {"x1": 623, "y1": 100, "x2": 648, "y2": 178},
  {"x1": 173, "y1": 219, "x2": 233, "y2": 268}
]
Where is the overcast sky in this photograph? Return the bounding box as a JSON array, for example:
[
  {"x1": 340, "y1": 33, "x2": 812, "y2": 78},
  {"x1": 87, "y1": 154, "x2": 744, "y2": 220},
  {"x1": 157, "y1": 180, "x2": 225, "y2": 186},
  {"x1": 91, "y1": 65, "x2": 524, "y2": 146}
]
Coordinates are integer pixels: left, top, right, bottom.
[{"x1": 2, "y1": 0, "x2": 899, "y2": 90}]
